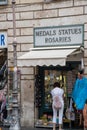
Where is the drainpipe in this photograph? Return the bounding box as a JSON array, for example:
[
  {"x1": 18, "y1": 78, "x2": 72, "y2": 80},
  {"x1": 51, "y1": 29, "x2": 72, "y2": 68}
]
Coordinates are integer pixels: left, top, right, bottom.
[{"x1": 9, "y1": 0, "x2": 20, "y2": 130}]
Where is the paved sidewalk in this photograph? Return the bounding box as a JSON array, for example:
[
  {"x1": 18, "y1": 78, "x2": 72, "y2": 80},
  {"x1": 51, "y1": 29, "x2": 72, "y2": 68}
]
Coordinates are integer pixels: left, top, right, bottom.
[
  {"x1": 21, "y1": 128, "x2": 83, "y2": 130},
  {"x1": 1, "y1": 127, "x2": 84, "y2": 130}
]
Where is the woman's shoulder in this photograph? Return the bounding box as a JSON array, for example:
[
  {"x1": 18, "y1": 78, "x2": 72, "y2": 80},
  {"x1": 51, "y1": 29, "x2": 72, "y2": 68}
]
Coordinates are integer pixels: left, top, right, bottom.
[
  {"x1": 51, "y1": 87, "x2": 59, "y2": 92},
  {"x1": 56, "y1": 87, "x2": 64, "y2": 93},
  {"x1": 51, "y1": 87, "x2": 58, "y2": 91},
  {"x1": 61, "y1": 88, "x2": 64, "y2": 93},
  {"x1": 51, "y1": 87, "x2": 64, "y2": 92}
]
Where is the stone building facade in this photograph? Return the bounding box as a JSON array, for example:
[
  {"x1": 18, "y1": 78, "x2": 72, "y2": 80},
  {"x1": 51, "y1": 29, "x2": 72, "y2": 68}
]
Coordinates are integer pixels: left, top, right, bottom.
[{"x1": 0, "y1": 0, "x2": 87, "y2": 127}]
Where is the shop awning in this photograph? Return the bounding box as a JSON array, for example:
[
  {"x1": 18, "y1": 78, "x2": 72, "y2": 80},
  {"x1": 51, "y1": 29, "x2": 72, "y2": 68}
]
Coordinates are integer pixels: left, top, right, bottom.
[{"x1": 17, "y1": 46, "x2": 83, "y2": 67}]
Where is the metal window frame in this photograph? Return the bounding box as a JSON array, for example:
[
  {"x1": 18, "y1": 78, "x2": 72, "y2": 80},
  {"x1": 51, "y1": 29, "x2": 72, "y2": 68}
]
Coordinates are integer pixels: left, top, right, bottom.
[{"x1": 0, "y1": 0, "x2": 8, "y2": 5}]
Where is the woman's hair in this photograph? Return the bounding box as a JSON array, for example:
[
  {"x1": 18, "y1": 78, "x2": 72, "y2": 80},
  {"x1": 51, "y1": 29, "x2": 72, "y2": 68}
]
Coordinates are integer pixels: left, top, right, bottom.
[
  {"x1": 53, "y1": 82, "x2": 60, "y2": 88},
  {"x1": 85, "y1": 99, "x2": 87, "y2": 104},
  {"x1": 78, "y1": 69, "x2": 84, "y2": 74}
]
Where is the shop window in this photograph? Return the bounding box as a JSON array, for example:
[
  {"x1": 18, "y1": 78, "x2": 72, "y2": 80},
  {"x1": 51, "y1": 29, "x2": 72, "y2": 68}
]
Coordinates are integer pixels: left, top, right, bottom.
[
  {"x1": 0, "y1": 0, "x2": 8, "y2": 5},
  {"x1": 44, "y1": 70, "x2": 67, "y2": 109}
]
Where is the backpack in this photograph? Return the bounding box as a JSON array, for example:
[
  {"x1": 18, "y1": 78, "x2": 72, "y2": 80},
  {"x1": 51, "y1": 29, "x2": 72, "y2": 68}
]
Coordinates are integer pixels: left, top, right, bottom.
[{"x1": 53, "y1": 96, "x2": 62, "y2": 109}]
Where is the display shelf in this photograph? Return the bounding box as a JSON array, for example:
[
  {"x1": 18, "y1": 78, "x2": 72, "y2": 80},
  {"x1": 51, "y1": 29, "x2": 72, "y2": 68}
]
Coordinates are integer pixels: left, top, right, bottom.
[{"x1": 35, "y1": 124, "x2": 58, "y2": 128}]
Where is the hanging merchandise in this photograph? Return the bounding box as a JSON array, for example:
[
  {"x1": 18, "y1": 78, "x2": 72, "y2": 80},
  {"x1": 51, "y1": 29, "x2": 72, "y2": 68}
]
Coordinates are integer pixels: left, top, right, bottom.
[
  {"x1": 65, "y1": 98, "x2": 75, "y2": 121},
  {"x1": 0, "y1": 61, "x2": 7, "y2": 77},
  {"x1": 66, "y1": 71, "x2": 73, "y2": 95},
  {"x1": 0, "y1": 91, "x2": 7, "y2": 122},
  {"x1": 0, "y1": 61, "x2": 8, "y2": 90},
  {"x1": 35, "y1": 75, "x2": 42, "y2": 107}
]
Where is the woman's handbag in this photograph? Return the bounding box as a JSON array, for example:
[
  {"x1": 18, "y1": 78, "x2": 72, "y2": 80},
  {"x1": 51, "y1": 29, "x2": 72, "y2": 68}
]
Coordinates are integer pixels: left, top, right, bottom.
[{"x1": 53, "y1": 96, "x2": 62, "y2": 109}]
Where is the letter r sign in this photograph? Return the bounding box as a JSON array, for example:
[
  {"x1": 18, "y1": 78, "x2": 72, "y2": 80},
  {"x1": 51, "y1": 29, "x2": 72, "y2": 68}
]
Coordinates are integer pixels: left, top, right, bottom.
[{"x1": 0, "y1": 32, "x2": 7, "y2": 48}]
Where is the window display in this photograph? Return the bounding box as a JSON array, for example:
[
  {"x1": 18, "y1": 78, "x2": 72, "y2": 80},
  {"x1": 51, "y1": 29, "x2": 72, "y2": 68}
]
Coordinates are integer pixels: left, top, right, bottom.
[{"x1": 44, "y1": 70, "x2": 67, "y2": 110}]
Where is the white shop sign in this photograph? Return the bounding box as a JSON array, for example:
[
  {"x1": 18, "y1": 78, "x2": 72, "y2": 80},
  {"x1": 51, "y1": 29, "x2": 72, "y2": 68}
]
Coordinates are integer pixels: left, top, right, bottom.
[
  {"x1": 34, "y1": 25, "x2": 84, "y2": 47},
  {"x1": 0, "y1": 32, "x2": 7, "y2": 48}
]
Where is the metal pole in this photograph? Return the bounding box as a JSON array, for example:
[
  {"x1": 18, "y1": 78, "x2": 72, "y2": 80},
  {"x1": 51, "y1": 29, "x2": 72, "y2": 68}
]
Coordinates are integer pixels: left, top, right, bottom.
[{"x1": 9, "y1": 0, "x2": 20, "y2": 130}]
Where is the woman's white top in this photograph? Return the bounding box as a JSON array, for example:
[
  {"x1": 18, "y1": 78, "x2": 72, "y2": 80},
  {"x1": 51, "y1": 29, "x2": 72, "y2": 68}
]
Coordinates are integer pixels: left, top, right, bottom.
[{"x1": 51, "y1": 87, "x2": 64, "y2": 103}]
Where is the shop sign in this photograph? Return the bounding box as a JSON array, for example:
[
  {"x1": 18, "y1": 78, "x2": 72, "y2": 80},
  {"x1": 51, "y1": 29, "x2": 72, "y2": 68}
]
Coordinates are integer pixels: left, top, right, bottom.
[
  {"x1": 34, "y1": 25, "x2": 84, "y2": 47},
  {"x1": 0, "y1": 32, "x2": 7, "y2": 48}
]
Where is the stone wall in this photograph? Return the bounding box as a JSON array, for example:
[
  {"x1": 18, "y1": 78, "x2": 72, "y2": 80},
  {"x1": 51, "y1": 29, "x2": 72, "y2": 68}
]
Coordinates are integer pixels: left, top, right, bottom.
[{"x1": 0, "y1": 0, "x2": 87, "y2": 127}]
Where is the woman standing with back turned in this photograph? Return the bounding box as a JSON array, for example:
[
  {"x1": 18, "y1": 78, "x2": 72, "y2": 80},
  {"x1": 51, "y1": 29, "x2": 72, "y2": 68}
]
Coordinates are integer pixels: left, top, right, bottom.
[{"x1": 51, "y1": 82, "x2": 64, "y2": 130}]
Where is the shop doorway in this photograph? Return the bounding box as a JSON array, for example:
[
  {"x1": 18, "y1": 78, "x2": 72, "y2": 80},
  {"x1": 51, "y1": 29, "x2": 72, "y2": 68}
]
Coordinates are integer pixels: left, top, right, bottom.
[{"x1": 35, "y1": 62, "x2": 82, "y2": 128}]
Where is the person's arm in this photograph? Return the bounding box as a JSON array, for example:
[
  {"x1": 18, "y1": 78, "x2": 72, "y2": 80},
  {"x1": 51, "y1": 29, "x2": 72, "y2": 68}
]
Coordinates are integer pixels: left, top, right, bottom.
[{"x1": 83, "y1": 104, "x2": 87, "y2": 119}]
